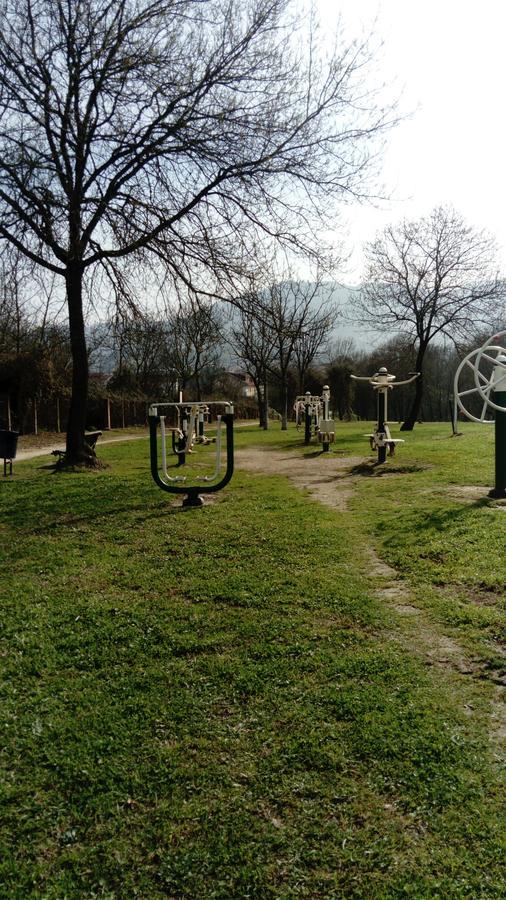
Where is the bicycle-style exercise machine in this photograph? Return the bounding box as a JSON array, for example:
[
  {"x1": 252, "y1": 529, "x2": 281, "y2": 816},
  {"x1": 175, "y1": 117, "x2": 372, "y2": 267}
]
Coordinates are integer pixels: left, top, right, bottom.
[
  {"x1": 350, "y1": 367, "x2": 419, "y2": 463},
  {"x1": 294, "y1": 391, "x2": 320, "y2": 442},
  {"x1": 454, "y1": 331, "x2": 506, "y2": 498},
  {"x1": 149, "y1": 400, "x2": 234, "y2": 507}
]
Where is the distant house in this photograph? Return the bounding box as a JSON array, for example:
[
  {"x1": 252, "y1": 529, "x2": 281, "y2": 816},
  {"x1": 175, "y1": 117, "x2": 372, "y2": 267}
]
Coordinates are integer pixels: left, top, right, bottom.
[{"x1": 225, "y1": 371, "x2": 256, "y2": 399}]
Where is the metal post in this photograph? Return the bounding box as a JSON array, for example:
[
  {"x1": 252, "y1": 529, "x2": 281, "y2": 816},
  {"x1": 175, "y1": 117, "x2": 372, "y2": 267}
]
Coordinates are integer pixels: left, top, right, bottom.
[
  {"x1": 322, "y1": 384, "x2": 330, "y2": 452},
  {"x1": 377, "y1": 389, "x2": 387, "y2": 464},
  {"x1": 449, "y1": 393, "x2": 458, "y2": 435},
  {"x1": 178, "y1": 412, "x2": 187, "y2": 466},
  {"x1": 493, "y1": 392, "x2": 506, "y2": 497},
  {"x1": 489, "y1": 356, "x2": 506, "y2": 498},
  {"x1": 322, "y1": 388, "x2": 329, "y2": 420},
  {"x1": 304, "y1": 405, "x2": 311, "y2": 444},
  {"x1": 304, "y1": 392, "x2": 312, "y2": 443}
]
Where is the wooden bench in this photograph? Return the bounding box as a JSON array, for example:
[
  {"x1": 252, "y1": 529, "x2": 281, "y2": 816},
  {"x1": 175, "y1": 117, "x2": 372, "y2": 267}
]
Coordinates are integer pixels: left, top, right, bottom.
[
  {"x1": 52, "y1": 431, "x2": 102, "y2": 458},
  {"x1": 84, "y1": 431, "x2": 102, "y2": 450}
]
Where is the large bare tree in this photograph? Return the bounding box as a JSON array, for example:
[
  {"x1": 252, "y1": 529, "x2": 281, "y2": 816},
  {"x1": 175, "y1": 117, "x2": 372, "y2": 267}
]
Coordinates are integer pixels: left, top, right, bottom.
[
  {"x1": 265, "y1": 279, "x2": 335, "y2": 429},
  {"x1": 229, "y1": 299, "x2": 278, "y2": 429},
  {"x1": 292, "y1": 285, "x2": 338, "y2": 392},
  {"x1": 230, "y1": 277, "x2": 336, "y2": 428},
  {"x1": 166, "y1": 299, "x2": 224, "y2": 399},
  {"x1": 356, "y1": 206, "x2": 505, "y2": 430},
  {"x1": 0, "y1": 0, "x2": 395, "y2": 463}
]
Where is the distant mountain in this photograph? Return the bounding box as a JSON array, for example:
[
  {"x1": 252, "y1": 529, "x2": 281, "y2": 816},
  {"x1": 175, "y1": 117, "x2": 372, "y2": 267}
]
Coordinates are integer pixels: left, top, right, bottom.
[
  {"x1": 302, "y1": 281, "x2": 373, "y2": 351},
  {"x1": 86, "y1": 281, "x2": 378, "y2": 377},
  {"x1": 86, "y1": 323, "x2": 116, "y2": 374}
]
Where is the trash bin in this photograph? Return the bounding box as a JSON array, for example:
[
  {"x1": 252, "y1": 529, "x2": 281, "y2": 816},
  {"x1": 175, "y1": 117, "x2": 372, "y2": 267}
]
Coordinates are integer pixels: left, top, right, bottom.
[{"x1": 0, "y1": 430, "x2": 19, "y2": 476}]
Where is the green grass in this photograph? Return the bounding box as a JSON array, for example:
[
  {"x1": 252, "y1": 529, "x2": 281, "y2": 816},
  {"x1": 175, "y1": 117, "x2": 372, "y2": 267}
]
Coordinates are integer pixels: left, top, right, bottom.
[{"x1": 1, "y1": 422, "x2": 505, "y2": 897}]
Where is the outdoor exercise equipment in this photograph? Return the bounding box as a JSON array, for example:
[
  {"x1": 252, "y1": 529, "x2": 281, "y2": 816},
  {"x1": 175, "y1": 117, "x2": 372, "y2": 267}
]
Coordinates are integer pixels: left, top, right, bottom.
[
  {"x1": 317, "y1": 384, "x2": 335, "y2": 452},
  {"x1": 453, "y1": 330, "x2": 506, "y2": 497},
  {"x1": 350, "y1": 367, "x2": 419, "y2": 464},
  {"x1": 294, "y1": 386, "x2": 335, "y2": 448},
  {"x1": 149, "y1": 400, "x2": 234, "y2": 507},
  {"x1": 167, "y1": 402, "x2": 214, "y2": 467},
  {"x1": 294, "y1": 391, "x2": 321, "y2": 443}
]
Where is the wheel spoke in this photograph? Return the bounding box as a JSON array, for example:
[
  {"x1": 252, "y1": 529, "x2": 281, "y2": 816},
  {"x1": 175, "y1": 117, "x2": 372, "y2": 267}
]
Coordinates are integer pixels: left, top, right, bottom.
[
  {"x1": 458, "y1": 386, "x2": 481, "y2": 398},
  {"x1": 481, "y1": 351, "x2": 504, "y2": 367},
  {"x1": 476, "y1": 368, "x2": 490, "y2": 384}
]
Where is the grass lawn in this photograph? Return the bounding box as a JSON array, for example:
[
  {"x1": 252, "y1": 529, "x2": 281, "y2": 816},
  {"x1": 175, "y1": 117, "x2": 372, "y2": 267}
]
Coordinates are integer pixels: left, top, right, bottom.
[{"x1": 1, "y1": 420, "x2": 505, "y2": 897}]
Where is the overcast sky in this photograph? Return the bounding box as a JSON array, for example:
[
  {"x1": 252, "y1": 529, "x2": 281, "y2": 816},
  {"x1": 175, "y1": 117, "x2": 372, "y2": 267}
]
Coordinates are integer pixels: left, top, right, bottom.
[{"x1": 316, "y1": 0, "x2": 506, "y2": 284}]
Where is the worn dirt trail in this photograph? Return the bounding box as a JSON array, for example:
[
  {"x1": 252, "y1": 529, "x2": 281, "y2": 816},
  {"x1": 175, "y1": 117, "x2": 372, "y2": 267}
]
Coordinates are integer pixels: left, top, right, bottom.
[
  {"x1": 236, "y1": 446, "x2": 363, "y2": 510},
  {"x1": 235, "y1": 445, "x2": 506, "y2": 745},
  {"x1": 15, "y1": 433, "x2": 148, "y2": 461}
]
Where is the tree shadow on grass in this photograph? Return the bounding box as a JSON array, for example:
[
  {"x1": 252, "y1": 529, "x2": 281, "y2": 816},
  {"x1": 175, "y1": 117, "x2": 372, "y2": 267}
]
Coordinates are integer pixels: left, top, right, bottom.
[
  {"x1": 2, "y1": 496, "x2": 205, "y2": 535},
  {"x1": 349, "y1": 461, "x2": 428, "y2": 477},
  {"x1": 402, "y1": 497, "x2": 492, "y2": 536}
]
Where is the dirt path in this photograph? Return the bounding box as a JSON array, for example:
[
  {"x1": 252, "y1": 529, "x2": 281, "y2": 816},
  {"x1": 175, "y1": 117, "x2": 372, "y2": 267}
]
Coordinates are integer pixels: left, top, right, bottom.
[
  {"x1": 236, "y1": 446, "x2": 364, "y2": 511},
  {"x1": 16, "y1": 422, "x2": 258, "y2": 462},
  {"x1": 235, "y1": 446, "x2": 506, "y2": 745},
  {"x1": 16, "y1": 433, "x2": 148, "y2": 461}
]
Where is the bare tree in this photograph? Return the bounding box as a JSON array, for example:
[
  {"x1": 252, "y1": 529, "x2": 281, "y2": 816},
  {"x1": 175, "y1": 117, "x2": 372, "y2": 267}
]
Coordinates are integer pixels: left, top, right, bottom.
[
  {"x1": 292, "y1": 285, "x2": 338, "y2": 392},
  {"x1": 325, "y1": 337, "x2": 359, "y2": 420},
  {"x1": 0, "y1": 247, "x2": 64, "y2": 355},
  {"x1": 111, "y1": 316, "x2": 174, "y2": 398},
  {"x1": 229, "y1": 300, "x2": 278, "y2": 428},
  {"x1": 265, "y1": 279, "x2": 335, "y2": 429},
  {"x1": 166, "y1": 298, "x2": 224, "y2": 399},
  {"x1": 0, "y1": 0, "x2": 396, "y2": 464},
  {"x1": 355, "y1": 206, "x2": 505, "y2": 430}
]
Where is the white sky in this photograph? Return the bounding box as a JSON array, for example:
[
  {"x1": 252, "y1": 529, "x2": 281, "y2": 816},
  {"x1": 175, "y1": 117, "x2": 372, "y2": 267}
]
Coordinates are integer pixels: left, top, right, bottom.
[{"x1": 316, "y1": 0, "x2": 506, "y2": 283}]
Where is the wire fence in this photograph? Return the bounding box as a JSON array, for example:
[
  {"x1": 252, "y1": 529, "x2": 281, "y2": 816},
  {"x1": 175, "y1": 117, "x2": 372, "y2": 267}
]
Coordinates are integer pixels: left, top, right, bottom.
[{"x1": 0, "y1": 395, "x2": 259, "y2": 434}]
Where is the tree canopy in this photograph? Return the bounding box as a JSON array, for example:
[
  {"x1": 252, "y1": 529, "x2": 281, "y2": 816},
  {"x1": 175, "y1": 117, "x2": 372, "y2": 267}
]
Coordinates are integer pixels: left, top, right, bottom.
[{"x1": 0, "y1": 0, "x2": 395, "y2": 461}]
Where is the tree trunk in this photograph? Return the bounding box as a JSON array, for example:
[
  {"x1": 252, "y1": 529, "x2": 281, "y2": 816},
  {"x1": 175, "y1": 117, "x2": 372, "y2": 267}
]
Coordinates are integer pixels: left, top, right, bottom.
[
  {"x1": 400, "y1": 347, "x2": 425, "y2": 431},
  {"x1": 65, "y1": 262, "x2": 92, "y2": 464},
  {"x1": 281, "y1": 380, "x2": 288, "y2": 430},
  {"x1": 262, "y1": 378, "x2": 269, "y2": 430},
  {"x1": 254, "y1": 380, "x2": 265, "y2": 428}
]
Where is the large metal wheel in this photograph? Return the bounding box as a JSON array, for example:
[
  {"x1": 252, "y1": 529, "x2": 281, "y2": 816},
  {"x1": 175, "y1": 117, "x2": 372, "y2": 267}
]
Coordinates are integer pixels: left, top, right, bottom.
[
  {"x1": 473, "y1": 331, "x2": 506, "y2": 413},
  {"x1": 454, "y1": 349, "x2": 494, "y2": 423},
  {"x1": 454, "y1": 332, "x2": 506, "y2": 423}
]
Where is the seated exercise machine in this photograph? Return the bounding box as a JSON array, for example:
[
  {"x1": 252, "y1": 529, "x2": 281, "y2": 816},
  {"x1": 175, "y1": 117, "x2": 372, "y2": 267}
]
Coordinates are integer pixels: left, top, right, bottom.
[{"x1": 350, "y1": 367, "x2": 419, "y2": 464}]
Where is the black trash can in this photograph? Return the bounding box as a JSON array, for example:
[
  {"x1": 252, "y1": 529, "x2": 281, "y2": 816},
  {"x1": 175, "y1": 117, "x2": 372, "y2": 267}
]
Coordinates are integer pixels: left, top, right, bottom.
[{"x1": 0, "y1": 430, "x2": 19, "y2": 476}]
